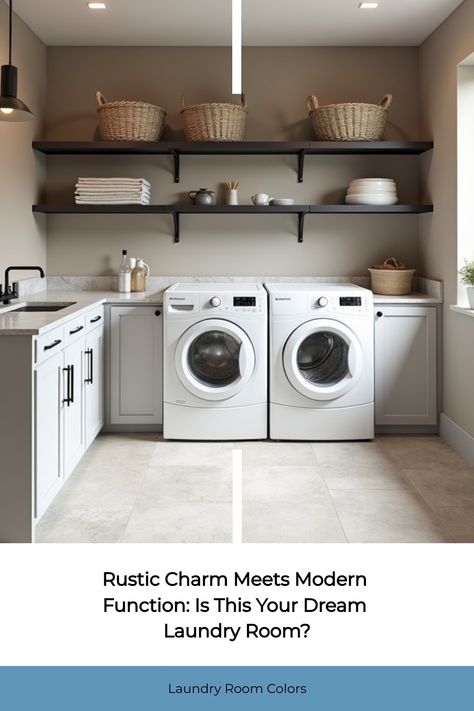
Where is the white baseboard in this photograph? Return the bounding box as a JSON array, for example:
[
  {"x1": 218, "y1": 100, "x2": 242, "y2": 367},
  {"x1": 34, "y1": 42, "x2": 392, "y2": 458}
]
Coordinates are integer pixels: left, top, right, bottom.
[{"x1": 440, "y1": 413, "x2": 474, "y2": 467}]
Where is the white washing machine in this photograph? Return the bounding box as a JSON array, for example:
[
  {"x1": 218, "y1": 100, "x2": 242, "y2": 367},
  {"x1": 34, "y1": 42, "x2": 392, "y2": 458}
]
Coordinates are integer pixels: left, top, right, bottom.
[
  {"x1": 266, "y1": 283, "x2": 374, "y2": 440},
  {"x1": 163, "y1": 283, "x2": 267, "y2": 440}
]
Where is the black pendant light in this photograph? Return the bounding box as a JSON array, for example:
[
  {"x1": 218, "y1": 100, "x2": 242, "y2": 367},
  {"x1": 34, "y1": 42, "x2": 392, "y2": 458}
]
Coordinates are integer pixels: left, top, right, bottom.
[{"x1": 0, "y1": 0, "x2": 33, "y2": 121}]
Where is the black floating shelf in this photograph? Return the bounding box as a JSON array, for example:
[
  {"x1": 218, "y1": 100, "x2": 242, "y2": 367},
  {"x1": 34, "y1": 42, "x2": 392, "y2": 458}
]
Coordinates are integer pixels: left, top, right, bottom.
[
  {"x1": 32, "y1": 203, "x2": 433, "y2": 243},
  {"x1": 32, "y1": 140, "x2": 434, "y2": 183}
]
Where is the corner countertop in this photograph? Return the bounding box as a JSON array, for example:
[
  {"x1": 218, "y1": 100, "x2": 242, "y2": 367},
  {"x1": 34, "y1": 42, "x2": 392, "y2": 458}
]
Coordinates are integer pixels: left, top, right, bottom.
[
  {"x1": 0, "y1": 290, "x2": 164, "y2": 335},
  {"x1": 0, "y1": 286, "x2": 442, "y2": 336}
]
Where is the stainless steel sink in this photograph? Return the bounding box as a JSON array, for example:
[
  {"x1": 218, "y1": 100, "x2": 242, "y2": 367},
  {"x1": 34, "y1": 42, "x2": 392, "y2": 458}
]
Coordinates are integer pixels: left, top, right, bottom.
[{"x1": 10, "y1": 302, "x2": 77, "y2": 313}]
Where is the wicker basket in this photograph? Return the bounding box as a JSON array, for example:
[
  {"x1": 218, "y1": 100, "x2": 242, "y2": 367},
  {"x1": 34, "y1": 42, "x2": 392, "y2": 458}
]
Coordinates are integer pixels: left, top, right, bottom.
[
  {"x1": 369, "y1": 266, "x2": 416, "y2": 295},
  {"x1": 307, "y1": 94, "x2": 392, "y2": 141},
  {"x1": 96, "y1": 91, "x2": 166, "y2": 142},
  {"x1": 181, "y1": 94, "x2": 248, "y2": 142}
]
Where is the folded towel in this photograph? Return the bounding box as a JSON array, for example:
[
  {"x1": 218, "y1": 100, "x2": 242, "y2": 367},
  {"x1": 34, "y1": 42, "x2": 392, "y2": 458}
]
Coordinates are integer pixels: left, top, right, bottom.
[
  {"x1": 75, "y1": 189, "x2": 151, "y2": 198},
  {"x1": 77, "y1": 177, "x2": 151, "y2": 187},
  {"x1": 75, "y1": 197, "x2": 151, "y2": 205}
]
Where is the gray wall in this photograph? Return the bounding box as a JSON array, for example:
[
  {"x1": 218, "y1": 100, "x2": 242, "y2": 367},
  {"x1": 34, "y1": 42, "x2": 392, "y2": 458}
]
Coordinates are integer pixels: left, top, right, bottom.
[
  {"x1": 44, "y1": 46, "x2": 421, "y2": 277},
  {"x1": 0, "y1": 5, "x2": 46, "y2": 279},
  {"x1": 419, "y1": 0, "x2": 474, "y2": 438}
]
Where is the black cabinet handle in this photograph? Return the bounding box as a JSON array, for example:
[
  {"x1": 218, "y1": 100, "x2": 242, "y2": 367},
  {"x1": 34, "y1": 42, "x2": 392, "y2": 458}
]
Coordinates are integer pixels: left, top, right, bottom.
[
  {"x1": 62, "y1": 365, "x2": 71, "y2": 405},
  {"x1": 69, "y1": 325, "x2": 84, "y2": 335},
  {"x1": 155, "y1": 310, "x2": 161, "y2": 317},
  {"x1": 85, "y1": 348, "x2": 93, "y2": 385},
  {"x1": 376, "y1": 311, "x2": 384, "y2": 318},
  {"x1": 70, "y1": 364, "x2": 74, "y2": 404},
  {"x1": 44, "y1": 338, "x2": 62, "y2": 351},
  {"x1": 90, "y1": 315, "x2": 101, "y2": 323}
]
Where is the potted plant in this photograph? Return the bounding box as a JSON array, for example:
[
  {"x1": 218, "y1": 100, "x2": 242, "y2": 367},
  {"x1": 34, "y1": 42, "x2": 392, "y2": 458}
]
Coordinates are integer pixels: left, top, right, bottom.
[{"x1": 459, "y1": 258, "x2": 474, "y2": 308}]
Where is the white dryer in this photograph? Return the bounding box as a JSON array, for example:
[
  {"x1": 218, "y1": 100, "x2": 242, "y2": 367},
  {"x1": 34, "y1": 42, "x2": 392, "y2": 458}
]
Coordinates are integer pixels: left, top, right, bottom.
[
  {"x1": 163, "y1": 283, "x2": 267, "y2": 440},
  {"x1": 266, "y1": 283, "x2": 374, "y2": 440}
]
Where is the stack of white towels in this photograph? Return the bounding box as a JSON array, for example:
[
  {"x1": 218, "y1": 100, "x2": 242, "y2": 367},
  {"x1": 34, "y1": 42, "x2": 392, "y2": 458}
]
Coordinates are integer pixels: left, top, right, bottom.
[{"x1": 75, "y1": 177, "x2": 151, "y2": 205}]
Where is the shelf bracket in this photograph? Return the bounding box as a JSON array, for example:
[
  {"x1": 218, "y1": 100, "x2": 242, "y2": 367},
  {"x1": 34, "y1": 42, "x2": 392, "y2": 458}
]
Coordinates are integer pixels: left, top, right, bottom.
[
  {"x1": 172, "y1": 212, "x2": 180, "y2": 242},
  {"x1": 172, "y1": 150, "x2": 180, "y2": 183},
  {"x1": 297, "y1": 149, "x2": 306, "y2": 183},
  {"x1": 298, "y1": 212, "x2": 305, "y2": 243}
]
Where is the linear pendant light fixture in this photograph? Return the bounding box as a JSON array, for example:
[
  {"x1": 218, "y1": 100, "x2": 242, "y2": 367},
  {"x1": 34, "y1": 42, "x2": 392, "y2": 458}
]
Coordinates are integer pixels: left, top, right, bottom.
[
  {"x1": 0, "y1": 0, "x2": 33, "y2": 121},
  {"x1": 232, "y1": 0, "x2": 242, "y2": 94}
]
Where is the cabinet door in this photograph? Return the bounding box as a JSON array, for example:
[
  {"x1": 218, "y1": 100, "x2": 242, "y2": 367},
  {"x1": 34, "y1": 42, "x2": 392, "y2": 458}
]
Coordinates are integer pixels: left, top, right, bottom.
[
  {"x1": 84, "y1": 325, "x2": 104, "y2": 448},
  {"x1": 374, "y1": 306, "x2": 437, "y2": 426},
  {"x1": 34, "y1": 352, "x2": 63, "y2": 518},
  {"x1": 63, "y1": 337, "x2": 86, "y2": 477},
  {"x1": 110, "y1": 306, "x2": 163, "y2": 425}
]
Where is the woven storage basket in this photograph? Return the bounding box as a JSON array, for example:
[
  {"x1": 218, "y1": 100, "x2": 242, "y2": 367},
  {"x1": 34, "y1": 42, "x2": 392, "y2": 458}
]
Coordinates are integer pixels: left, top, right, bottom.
[
  {"x1": 96, "y1": 91, "x2": 166, "y2": 142},
  {"x1": 181, "y1": 94, "x2": 248, "y2": 142},
  {"x1": 307, "y1": 94, "x2": 392, "y2": 141},
  {"x1": 369, "y1": 266, "x2": 416, "y2": 295}
]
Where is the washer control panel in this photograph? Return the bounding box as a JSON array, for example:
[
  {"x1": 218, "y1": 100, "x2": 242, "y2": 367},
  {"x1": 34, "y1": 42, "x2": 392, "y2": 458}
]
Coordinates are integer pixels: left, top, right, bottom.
[{"x1": 203, "y1": 293, "x2": 264, "y2": 314}]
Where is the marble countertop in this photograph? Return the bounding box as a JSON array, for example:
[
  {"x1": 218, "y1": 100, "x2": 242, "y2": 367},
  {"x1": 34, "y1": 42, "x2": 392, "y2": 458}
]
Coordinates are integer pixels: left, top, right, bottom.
[
  {"x1": 0, "y1": 283, "x2": 442, "y2": 336},
  {"x1": 0, "y1": 290, "x2": 164, "y2": 335}
]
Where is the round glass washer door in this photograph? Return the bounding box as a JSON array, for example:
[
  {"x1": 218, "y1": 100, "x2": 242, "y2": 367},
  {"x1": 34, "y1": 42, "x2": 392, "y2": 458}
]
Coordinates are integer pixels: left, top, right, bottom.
[
  {"x1": 175, "y1": 319, "x2": 256, "y2": 401},
  {"x1": 283, "y1": 319, "x2": 363, "y2": 401}
]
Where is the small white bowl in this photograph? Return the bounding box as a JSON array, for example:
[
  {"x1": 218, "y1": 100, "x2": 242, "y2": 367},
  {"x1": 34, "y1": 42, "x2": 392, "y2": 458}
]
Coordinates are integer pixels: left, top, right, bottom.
[
  {"x1": 270, "y1": 198, "x2": 295, "y2": 206},
  {"x1": 345, "y1": 194, "x2": 399, "y2": 206}
]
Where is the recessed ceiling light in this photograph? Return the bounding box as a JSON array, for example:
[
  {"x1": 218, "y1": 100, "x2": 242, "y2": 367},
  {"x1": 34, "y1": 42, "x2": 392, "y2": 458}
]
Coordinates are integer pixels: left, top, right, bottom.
[
  {"x1": 88, "y1": 2, "x2": 107, "y2": 9},
  {"x1": 359, "y1": 2, "x2": 379, "y2": 8}
]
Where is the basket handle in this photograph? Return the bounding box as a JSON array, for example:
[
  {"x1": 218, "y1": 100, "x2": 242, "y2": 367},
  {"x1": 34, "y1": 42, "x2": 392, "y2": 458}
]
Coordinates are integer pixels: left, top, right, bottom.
[
  {"x1": 96, "y1": 91, "x2": 107, "y2": 108},
  {"x1": 380, "y1": 94, "x2": 393, "y2": 110},
  {"x1": 181, "y1": 96, "x2": 187, "y2": 112},
  {"x1": 240, "y1": 93, "x2": 247, "y2": 109},
  {"x1": 306, "y1": 95, "x2": 319, "y2": 113}
]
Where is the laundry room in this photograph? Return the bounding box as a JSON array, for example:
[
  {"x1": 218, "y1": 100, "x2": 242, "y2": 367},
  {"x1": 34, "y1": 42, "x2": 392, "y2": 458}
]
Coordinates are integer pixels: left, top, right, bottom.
[{"x1": 0, "y1": 0, "x2": 474, "y2": 545}]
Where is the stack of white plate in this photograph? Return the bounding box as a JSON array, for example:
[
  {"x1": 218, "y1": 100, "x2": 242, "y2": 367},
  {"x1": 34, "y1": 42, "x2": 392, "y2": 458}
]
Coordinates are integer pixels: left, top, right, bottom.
[{"x1": 345, "y1": 178, "x2": 398, "y2": 206}]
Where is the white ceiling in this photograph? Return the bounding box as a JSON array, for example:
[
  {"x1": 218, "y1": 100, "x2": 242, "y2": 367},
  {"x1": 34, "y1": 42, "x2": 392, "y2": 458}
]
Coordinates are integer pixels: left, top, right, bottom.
[{"x1": 6, "y1": 0, "x2": 466, "y2": 47}]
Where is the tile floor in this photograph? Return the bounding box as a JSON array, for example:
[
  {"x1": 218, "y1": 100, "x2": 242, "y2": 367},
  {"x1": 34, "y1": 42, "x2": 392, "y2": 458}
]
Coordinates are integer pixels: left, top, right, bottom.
[{"x1": 35, "y1": 434, "x2": 474, "y2": 544}]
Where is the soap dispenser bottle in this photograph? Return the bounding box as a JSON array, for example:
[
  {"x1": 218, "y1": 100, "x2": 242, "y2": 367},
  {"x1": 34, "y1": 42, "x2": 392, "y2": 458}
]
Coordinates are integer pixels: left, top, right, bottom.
[{"x1": 131, "y1": 258, "x2": 149, "y2": 292}]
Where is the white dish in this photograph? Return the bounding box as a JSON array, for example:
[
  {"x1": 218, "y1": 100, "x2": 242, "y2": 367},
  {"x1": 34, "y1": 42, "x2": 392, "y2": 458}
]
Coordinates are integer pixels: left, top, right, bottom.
[
  {"x1": 351, "y1": 178, "x2": 395, "y2": 183},
  {"x1": 345, "y1": 194, "x2": 399, "y2": 205},
  {"x1": 270, "y1": 198, "x2": 295, "y2": 206},
  {"x1": 347, "y1": 186, "x2": 397, "y2": 195},
  {"x1": 350, "y1": 179, "x2": 396, "y2": 189}
]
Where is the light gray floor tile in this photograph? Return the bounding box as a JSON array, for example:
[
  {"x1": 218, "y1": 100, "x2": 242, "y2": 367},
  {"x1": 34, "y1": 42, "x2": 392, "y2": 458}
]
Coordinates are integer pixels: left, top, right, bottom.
[
  {"x1": 404, "y1": 467, "x2": 474, "y2": 508},
  {"x1": 378, "y1": 435, "x2": 468, "y2": 471},
  {"x1": 151, "y1": 441, "x2": 234, "y2": 467},
  {"x1": 243, "y1": 465, "x2": 328, "y2": 503},
  {"x1": 239, "y1": 441, "x2": 317, "y2": 468},
  {"x1": 312, "y1": 440, "x2": 409, "y2": 490},
  {"x1": 122, "y1": 502, "x2": 232, "y2": 543},
  {"x1": 431, "y1": 507, "x2": 474, "y2": 543},
  {"x1": 36, "y1": 505, "x2": 131, "y2": 543},
  {"x1": 243, "y1": 501, "x2": 346, "y2": 543},
  {"x1": 330, "y1": 489, "x2": 450, "y2": 543},
  {"x1": 139, "y1": 465, "x2": 232, "y2": 503}
]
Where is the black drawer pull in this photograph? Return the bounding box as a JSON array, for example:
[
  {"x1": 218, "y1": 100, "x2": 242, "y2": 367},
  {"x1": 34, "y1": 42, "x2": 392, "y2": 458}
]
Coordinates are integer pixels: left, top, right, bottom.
[
  {"x1": 90, "y1": 315, "x2": 102, "y2": 323},
  {"x1": 376, "y1": 311, "x2": 384, "y2": 318},
  {"x1": 44, "y1": 339, "x2": 62, "y2": 351},
  {"x1": 155, "y1": 310, "x2": 161, "y2": 317},
  {"x1": 69, "y1": 325, "x2": 84, "y2": 335}
]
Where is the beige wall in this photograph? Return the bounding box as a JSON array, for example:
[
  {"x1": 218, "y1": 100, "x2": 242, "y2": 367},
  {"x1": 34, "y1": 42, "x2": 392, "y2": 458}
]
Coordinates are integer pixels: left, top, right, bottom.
[
  {"x1": 419, "y1": 0, "x2": 474, "y2": 436},
  {"x1": 0, "y1": 5, "x2": 46, "y2": 280},
  {"x1": 45, "y1": 46, "x2": 421, "y2": 277}
]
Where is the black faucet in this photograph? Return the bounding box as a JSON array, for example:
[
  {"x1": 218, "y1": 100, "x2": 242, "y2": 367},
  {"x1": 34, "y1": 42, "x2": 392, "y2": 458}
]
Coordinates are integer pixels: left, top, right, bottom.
[{"x1": 0, "y1": 266, "x2": 45, "y2": 305}]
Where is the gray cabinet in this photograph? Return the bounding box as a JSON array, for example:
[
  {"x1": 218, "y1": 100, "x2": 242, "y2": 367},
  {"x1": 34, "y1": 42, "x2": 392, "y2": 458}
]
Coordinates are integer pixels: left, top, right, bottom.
[
  {"x1": 374, "y1": 305, "x2": 437, "y2": 427},
  {"x1": 110, "y1": 305, "x2": 163, "y2": 426},
  {"x1": 84, "y1": 324, "x2": 104, "y2": 448}
]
